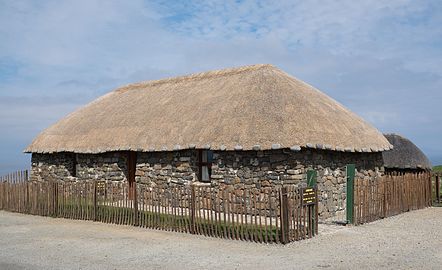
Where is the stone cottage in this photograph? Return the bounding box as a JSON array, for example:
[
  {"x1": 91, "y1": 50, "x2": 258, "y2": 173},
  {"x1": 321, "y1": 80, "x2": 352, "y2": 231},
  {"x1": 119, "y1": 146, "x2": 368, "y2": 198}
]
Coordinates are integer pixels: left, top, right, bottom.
[
  {"x1": 382, "y1": 133, "x2": 431, "y2": 173},
  {"x1": 25, "y1": 64, "x2": 392, "y2": 221}
]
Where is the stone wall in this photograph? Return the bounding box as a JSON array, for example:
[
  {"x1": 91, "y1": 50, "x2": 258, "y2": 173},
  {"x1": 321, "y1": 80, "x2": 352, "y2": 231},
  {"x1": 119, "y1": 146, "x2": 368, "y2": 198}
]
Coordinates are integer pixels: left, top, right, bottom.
[
  {"x1": 31, "y1": 149, "x2": 384, "y2": 221},
  {"x1": 209, "y1": 149, "x2": 383, "y2": 222},
  {"x1": 76, "y1": 152, "x2": 127, "y2": 181},
  {"x1": 135, "y1": 150, "x2": 198, "y2": 187},
  {"x1": 31, "y1": 153, "x2": 76, "y2": 182},
  {"x1": 31, "y1": 152, "x2": 128, "y2": 182}
]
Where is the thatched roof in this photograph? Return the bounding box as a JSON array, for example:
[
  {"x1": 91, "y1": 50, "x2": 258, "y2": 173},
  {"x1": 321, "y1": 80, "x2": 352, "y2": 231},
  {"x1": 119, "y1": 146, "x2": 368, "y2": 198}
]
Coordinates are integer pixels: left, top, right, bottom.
[
  {"x1": 25, "y1": 64, "x2": 392, "y2": 154},
  {"x1": 382, "y1": 133, "x2": 432, "y2": 170}
]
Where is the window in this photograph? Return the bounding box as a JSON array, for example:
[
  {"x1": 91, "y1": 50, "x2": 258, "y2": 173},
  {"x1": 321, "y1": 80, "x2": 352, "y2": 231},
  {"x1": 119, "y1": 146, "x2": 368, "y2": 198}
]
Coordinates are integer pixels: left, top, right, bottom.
[{"x1": 198, "y1": 150, "x2": 213, "y2": 182}]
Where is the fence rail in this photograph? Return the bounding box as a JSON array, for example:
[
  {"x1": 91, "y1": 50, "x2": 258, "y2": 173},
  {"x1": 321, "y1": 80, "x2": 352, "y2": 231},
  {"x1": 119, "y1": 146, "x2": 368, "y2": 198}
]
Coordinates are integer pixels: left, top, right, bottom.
[
  {"x1": 0, "y1": 171, "x2": 318, "y2": 244},
  {"x1": 354, "y1": 172, "x2": 432, "y2": 225}
]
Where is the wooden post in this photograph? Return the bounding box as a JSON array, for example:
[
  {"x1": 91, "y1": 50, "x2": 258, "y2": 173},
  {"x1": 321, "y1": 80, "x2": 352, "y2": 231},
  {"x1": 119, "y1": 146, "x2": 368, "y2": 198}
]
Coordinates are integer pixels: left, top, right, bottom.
[
  {"x1": 1, "y1": 181, "x2": 4, "y2": 210},
  {"x1": 279, "y1": 187, "x2": 289, "y2": 244},
  {"x1": 1, "y1": 181, "x2": 3, "y2": 210},
  {"x1": 133, "y1": 183, "x2": 138, "y2": 226},
  {"x1": 346, "y1": 164, "x2": 355, "y2": 224},
  {"x1": 307, "y1": 170, "x2": 317, "y2": 234},
  {"x1": 436, "y1": 175, "x2": 441, "y2": 204},
  {"x1": 314, "y1": 187, "x2": 319, "y2": 235},
  {"x1": 190, "y1": 185, "x2": 196, "y2": 234},
  {"x1": 53, "y1": 181, "x2": 58, "y2": 217},
  {"x1": 93, "y1": 181, "x2": 98, "y2": 221},
  {"x1": 25, "y1": 180, "x2": 29, "y2": 214},
  {"x1": 382, "y1": 176, "x2": 387, "y2": 218},
  {"x1": 0, "y1": 182, "x2": 2, "y2": 210}
]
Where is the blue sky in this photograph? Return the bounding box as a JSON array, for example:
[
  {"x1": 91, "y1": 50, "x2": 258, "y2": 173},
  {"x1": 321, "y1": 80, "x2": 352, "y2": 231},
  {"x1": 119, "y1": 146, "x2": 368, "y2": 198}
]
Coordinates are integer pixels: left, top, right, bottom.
[{"x1": 1, "y1": 0, "x2": 441, "y2": 174}]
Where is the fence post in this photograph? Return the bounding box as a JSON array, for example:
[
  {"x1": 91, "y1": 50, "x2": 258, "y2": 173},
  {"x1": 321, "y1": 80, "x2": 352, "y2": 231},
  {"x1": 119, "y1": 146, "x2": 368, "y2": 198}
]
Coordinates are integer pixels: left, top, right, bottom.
[
  {"x1": 24, "y1": 170, "x2": 28, "y2": 213},
  {"x1": 0, "y1": 182, "x2": 2, "y2": 210},
  {"x1": 428, "y1": 173, "x2": 432, "y2": 206},
  {"x1": 307, "y1": 169, "x2": 317, "y2": 234},
  {"x1": 5, "y1": 180, "x2": 8, "y2": 210},
  {"x1": 2, "y1": 181, "x2": 5, "y2": 210},
  {"x1": 382, "y1": 176, "x2": 387, "y2": 218},
  {"x1": 314, "y1": 187, "x2": 319, "y2": 235},
  {"x1": 279, "y1": 187, "x2": 289, "y2": 244},
  {"x1": 0, "y1": 182, "x2": 3, "y2": 210},
  {"x1": 133, "y1": 183, "x2": 138, "y2": 226},
  {"x1": 190, "y1": 185, "x2": 196, "y2": 234},
  {"x1": 53, "y1": 181, "x2": 58, "y2": 217},
  {"x1": 346, "y1": 164, "x2": 355, "y2": 224},
  {"x1": 436, "y1": 175, "x2": 441, "y2": 204},
  {"x1": 93, "y1": 181, "x2": 98, "y2": 221},
  {"x1": 25, "y1": 180, "x2": 29, "y2": 214}
]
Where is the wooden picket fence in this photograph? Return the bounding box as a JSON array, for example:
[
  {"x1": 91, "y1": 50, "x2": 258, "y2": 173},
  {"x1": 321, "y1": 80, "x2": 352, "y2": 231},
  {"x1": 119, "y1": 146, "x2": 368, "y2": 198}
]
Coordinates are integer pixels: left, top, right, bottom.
[
  {"x1": 0, "y1": 171, "x2": 318, "y2": 244},
  {"x1": 354, "y1": 172, "x2": 432, "y2": 225}
]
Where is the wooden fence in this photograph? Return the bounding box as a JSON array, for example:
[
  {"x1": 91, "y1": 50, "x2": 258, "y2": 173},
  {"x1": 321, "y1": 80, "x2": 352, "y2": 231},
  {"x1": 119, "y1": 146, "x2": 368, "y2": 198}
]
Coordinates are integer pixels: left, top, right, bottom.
[
  {"x1": 354, "y1": 172, "x2": 432, "y2": 225},
  {"x1": 0, "y1": 171, "x2": 318, "y2": 244}
]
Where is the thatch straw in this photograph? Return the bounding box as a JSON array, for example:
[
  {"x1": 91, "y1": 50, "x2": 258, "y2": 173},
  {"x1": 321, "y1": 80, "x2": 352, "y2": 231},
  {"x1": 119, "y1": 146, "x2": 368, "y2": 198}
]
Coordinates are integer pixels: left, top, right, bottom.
[
  {"x1": 25, "y1": 64, "x2": 392, "y2": 154},
  {"x1": 382, "y1": 133, "x2": 431, "y2": 170}
]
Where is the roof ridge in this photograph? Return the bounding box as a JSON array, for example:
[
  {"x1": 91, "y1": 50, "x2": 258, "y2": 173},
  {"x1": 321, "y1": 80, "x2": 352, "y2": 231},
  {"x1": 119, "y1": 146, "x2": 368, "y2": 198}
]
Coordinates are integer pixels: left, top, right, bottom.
[
  {"x1": 115, "y1": 64, "x2": 275, "y2": 93},
  {"x1": 384, "y1": 133, "x2": 408, "y2": 141},
  {"x1": 384, "y1": 132, "x2": 400, "y2": 136}
]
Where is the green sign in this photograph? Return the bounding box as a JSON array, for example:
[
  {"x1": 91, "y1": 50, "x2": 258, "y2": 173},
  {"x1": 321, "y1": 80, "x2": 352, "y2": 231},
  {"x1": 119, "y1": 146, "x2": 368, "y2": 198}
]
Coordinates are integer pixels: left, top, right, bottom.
[{"x1": 307, "y1": 169, "x2": 317, "y2": 187}]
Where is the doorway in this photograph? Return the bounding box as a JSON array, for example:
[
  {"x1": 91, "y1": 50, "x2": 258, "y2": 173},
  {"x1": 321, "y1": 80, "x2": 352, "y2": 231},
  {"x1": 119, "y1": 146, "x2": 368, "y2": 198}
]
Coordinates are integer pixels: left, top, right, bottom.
[{"x1": 127, "y1": 151, "x2": 137, "y2": 200}]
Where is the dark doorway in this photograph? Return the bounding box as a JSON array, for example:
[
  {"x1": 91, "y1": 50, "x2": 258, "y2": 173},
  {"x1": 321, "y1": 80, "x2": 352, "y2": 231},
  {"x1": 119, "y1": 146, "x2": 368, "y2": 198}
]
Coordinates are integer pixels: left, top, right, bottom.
[{"x1": 127, "y1": 151, "x2": 137, "y2": 200}]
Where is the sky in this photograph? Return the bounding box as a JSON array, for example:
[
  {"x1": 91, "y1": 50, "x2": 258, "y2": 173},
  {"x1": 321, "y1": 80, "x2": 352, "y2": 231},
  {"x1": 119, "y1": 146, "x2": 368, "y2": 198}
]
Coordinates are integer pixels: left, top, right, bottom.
[{"x1": 1, "y1": 0, "x2": 441, "y2": 175}]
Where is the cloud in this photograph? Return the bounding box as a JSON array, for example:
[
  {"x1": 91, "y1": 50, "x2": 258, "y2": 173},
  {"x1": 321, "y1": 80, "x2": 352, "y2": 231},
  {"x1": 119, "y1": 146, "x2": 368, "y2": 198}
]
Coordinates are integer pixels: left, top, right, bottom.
[{"x1": 1, "y1": 0, "x2": 442, "y2": 174}]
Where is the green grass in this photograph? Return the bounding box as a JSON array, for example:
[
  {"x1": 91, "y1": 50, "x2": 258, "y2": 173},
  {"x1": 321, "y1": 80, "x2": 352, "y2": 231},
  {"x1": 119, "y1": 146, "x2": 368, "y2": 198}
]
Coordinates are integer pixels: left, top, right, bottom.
[
  {"x1": 120, "y1": 206, "x2": 280, "y2": 241},
  {"x1": 53, "y1": 204, "x2": 281, "y2": 242},
  {"x1": 151, "y1": 211, "x2": 279, "y2": 241},
  {"x1": 433, "y1": 165, "x2": 442, "y2": 172}
]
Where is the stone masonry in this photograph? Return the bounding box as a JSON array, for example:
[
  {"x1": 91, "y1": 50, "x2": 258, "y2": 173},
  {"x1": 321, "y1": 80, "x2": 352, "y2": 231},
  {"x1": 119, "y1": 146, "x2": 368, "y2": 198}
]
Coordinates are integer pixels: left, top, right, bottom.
[{"x1": 31, "y1": 149, "x2": 384, "y2": 221}]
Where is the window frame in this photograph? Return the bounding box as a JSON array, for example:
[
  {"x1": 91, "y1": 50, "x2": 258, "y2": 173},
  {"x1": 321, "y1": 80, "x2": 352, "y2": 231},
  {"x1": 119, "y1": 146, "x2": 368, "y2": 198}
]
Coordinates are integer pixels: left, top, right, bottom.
[{"x1": 197, "y1": 149, "x2": 212, "y2": 183}]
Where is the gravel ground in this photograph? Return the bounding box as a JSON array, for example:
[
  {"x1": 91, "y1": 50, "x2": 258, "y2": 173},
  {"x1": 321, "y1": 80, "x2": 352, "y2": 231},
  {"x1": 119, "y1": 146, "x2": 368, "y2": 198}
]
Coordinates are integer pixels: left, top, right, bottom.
[{"x1": 0, "y1": 208, "x2": 441, "y2": 270}]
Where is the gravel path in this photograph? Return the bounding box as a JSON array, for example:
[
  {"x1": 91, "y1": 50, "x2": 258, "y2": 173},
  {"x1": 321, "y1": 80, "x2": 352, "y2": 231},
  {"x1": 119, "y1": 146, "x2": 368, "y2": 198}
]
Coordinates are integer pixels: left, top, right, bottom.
[{"x1": 0, "y1": 208, "x2": 441, "y2": 270}]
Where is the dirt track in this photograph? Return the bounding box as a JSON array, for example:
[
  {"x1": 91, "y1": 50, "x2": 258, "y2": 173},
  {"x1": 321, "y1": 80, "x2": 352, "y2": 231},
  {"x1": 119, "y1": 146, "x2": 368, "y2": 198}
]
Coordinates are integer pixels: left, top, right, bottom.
[{"x1": 0, "y1": 208, "x2": 441, "y2": 270}]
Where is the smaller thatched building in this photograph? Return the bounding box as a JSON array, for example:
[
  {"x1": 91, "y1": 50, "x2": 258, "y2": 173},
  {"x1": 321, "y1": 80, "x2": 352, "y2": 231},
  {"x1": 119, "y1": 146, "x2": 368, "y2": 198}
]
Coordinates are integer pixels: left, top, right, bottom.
[{"x1": 382, "y1": 133, "x2": 431, "y2": 173}]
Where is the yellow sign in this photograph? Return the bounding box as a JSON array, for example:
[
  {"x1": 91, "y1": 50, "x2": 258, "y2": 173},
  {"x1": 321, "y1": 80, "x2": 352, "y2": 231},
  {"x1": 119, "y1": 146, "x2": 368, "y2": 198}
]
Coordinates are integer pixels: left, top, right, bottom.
[{"x1": 302, "y1": 188, "x2": 316, "y2": 205}]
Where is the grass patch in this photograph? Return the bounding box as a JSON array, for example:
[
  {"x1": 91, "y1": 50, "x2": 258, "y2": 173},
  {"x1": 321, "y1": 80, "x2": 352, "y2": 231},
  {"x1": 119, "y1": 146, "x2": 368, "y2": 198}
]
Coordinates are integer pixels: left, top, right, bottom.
[
  {"x1": 136, "y1": 208, "x2": 280, "y2": 241},
  {"x1": 433, "y1": 165, "x2": 442, "y2": 172},
  {"x1": 54, "y1": 203, "x2": 281, "y2": 241}
]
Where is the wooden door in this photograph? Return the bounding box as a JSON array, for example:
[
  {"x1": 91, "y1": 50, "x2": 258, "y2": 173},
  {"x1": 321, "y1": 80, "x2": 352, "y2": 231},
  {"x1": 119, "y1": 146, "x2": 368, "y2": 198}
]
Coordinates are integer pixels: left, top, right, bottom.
[{"x1": 127, "y1": 152, "x2": 137, "y2": 200}]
